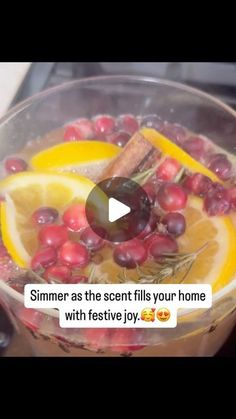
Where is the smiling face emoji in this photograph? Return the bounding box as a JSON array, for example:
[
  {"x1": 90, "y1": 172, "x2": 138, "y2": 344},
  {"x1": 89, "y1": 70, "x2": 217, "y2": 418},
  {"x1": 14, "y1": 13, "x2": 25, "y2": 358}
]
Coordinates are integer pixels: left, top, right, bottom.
[
  {"x1": 141, "y1": 308, "x2": 155, "y2": 322},
  {"x1": 156, "y1": 308, "x2": 171, "y2": 322}
]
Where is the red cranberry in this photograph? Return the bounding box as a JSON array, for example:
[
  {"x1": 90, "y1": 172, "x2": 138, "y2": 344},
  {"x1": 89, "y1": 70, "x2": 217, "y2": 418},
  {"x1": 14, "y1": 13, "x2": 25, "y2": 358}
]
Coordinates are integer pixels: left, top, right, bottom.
[
  {"x1": 117, "y1": 115, "x2": 139, "y2": 134},
  {"x1": 31, "y1": 246, "x2": 57, "y2": 270},
  {"x1": 44, "y1": 265, "x2": 71, "y2": 283},
  {"x1": 156, "y1": 183, "x2": 188, "y2": 211},
  {"x1": 183, "y1": 136, "x2": 205, "y2": 160},
  {"x1": 80, "y1": 227, "x2": 105, "y2": 251},
  {"x1": 129, "y1": 214, "x2": 158, "y2": 239},
  {"x1": 145, "y1": 233, "x2": 178, "y2": 260},
  {"x1": 161, "y1": 212, "x2": 186, "y2": 237},
  {"x1": 5, "y1": 157, "x2": 28, "y2": 174},
  {"x1": 183, "y1": 173, "x2": 213, "y2": 197},
  {"x1": 228, "y1": 187, "x2": 236, "y2": 210},
  {"x1": 95, "y1": 116, "x2": 115, "y2": 135},
  {"x1": 63, "y1": 203, "x2": 89, "y2": 232},
  {"x1": 160, "y1": 124, "x2": 186, "y2": 144},
  {"x1": 63, "y1": 125, "x2": 83, "y2": 141},
  {"x1": 32, "y1": 207, "x2": 59, "y2": 225},
  {"x1": 107, "y1": 132, "x2": 130, "y2": 147},
  {"x1": 59, "y1": 241, "x2": 90, "y2": 268},
  {"x1": 39, "y1": 225, "x2": 68, "y2": 248},
  {"x1": 110, "y1": 328, "x2": 145, "y2": 353},
  {"x1": 113, "y1": 239, "x2": 147, "y2": 269},
  {"x1": 204, "y1": 187, "x2": 231, "y2": 216},
  {"x1": 141, "y1": 115, "x2": 164, "y2": 130},
  {"x1": 74, "y1": 118, "x2": 95, "y2": 139},
  {"x1": 208, "y1": 153, "x2": 232, "y2": 180},
  {"x1": 156, "y1": 157, "x2": 181, "y2": 181},
  {"x1": 68, "y1": 275, "x2": 88, "y2": 284},
  {"x1": 209, "y1": 182, "x2": 225, "y2": 194}
]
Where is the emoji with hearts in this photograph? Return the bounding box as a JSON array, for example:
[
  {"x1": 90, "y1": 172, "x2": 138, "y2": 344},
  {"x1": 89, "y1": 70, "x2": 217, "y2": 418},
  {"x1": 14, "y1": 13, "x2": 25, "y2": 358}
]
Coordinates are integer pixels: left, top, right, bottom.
[
  {"x1": 141, "y1": 308, "x2": 156, "y2": 322},
  {"x1": 156, "y1": 307, "x2": 171, "y2": 322}
]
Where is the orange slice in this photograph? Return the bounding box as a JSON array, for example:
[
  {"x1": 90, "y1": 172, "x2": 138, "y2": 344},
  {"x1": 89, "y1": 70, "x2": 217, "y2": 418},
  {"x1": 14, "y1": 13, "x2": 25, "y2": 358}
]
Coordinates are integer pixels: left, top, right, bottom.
[
  {"x1": 0, "y1": 172, "x2": 96, "y2": 268},
  {"x1": 140, "y1": 128, "x2": 222, "y2": 183}
]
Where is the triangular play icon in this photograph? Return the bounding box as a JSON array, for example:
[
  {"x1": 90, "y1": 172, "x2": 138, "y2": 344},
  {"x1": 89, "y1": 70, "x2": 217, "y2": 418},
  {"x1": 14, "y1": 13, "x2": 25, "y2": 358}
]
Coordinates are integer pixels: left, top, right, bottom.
[{"x1": 108, "y1": 197, "x2": 131, "y2": 222}]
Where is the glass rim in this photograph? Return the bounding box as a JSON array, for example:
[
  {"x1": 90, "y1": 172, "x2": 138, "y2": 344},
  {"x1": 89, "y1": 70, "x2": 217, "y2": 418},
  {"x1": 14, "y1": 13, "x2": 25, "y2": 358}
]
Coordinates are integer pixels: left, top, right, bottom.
[
  {"x1": 1, "y1": 74, "x2": 236, "y2": 126},
  {"x1": 0, "y1": 74, "x2": 236, "y2": 320},
  {"x1": 0, "y1": 277, "x2": 236, "y2": 319}
]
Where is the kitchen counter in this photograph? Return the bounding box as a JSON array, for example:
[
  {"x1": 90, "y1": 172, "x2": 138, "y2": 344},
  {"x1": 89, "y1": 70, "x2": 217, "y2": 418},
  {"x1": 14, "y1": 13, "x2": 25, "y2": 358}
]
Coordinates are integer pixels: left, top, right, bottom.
[{"x1": 0, "y1": 63, "x2": 31, "y2": 117}]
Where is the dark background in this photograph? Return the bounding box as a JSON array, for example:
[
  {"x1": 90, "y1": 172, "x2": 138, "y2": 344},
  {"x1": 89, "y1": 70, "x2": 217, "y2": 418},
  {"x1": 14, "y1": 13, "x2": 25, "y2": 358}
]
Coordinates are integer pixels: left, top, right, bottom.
[{"x1": 1, "y1": 62, "x2": 236, "y2": 356}]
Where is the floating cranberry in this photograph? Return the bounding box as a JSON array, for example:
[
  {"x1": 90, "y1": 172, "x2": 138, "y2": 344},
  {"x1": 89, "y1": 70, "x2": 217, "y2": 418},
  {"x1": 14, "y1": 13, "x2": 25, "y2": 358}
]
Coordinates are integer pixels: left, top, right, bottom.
[
  {"x1": 208, "y1": 153, "x2": 232, "y2": 180},
  {"x1": 95, "y1": 116, "x2": 115, "y2": 135},
  {"x1": 63, "y1": 125, "x2": 83, "y2": 141},
  {"x1": 80, "y1": 226, "x2": 105, "y2": 251},
  {"x1": 161, "y1": 124, "x2": 186, "y2": 144},
  {"x1": 183, "y1": 173, "x2": 213, "y2": 197},
  {"x1": 113, "y1": 239, "x2": 147, "y2": 269},
  {"x1": 39, "y1": 225, "x2": 68, "y2": 248},
  {"x1": 129, "y1": 214, "x2": 158, "y2": 239},
  {"x1": 44, "y1": 265, "x2": 71, "y2": 283},
  {"x1": 32, "y1": 207, "x2": 59, "y2": 225},
  {"x1": 63, "y1": 203, "x2": 89, "y2": 232},
  {"x1": 145, "y1": 233, "x2": 178, "y2": 260},
  {"x1": 228, "y1": 187, "x2": 236, "y2": 211},
  {"x1": 156, "y1": 183, "x2": 187, "y2": 211},
  {"x1": 117, "y1": 115, "x2": 139, "y2": 134},
  {"x1": 183, "y1": 136, "x2": 205, "y2": 160},
  {"x1": 110, "y1": 328, "x2": 145, "y2": 353},
  {"x1": 5, "y1": 157, "x2": 28, "y2": 174},
  {"x1": 156, "y1": 157, "x2": 181, "y2": 181},
  {"x1": 204, "y1": 187, "x2": 231, "y2": 216},
  {"x1": 59, "y1": 241, "x2": 90, "y2": 268},
  {"x1": 74, "y1": 118, "x2": 95, "y2": 139},
  {"x1": 31, "y1": 246, "x2": 57, "y2": 270},
  {"x1": 209, "y1": 182, "x2": 225, "y2": 194},
  {"x1": 161, "y1": 212, "x2": 186, "y2": 237},
  {"x1": 107, "y1": 132, "x2": 130, "y2": 147}
]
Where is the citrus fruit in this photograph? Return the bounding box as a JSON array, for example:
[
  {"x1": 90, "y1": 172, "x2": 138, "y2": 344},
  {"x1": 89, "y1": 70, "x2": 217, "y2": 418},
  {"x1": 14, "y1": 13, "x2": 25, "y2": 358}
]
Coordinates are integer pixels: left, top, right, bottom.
[
  {"x1": 0, "y1": 172, "x2": 96, "y2": 268},
  {"x1": 30, "y1": 141, "x2": 121, "y2": 179},
  {"x1": 92, "y1": 197, "x2": 236, "y2": 293},
  {"x1": 140, "y1": 128, "x2": 222, "y2": 183}
]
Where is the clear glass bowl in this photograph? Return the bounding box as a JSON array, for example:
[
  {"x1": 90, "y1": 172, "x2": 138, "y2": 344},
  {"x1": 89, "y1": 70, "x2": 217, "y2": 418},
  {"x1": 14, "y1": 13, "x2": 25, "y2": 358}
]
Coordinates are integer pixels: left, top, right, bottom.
[{"x1": 0, "y1": 75, "x2": 236, "y2": 357}]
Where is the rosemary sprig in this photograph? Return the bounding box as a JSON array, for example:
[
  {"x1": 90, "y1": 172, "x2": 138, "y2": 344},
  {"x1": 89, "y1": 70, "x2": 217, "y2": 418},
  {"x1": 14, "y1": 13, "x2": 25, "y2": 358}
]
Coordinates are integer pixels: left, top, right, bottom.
[
  {"x1": 131, "y1": 158, "x2": 186, "y2": 186},
  {"x1": 173, "y1": 166, "x2": 186, "y2": 183},
  {"x1": 131, "y1": 159, "x2": 163, "y2": 185},
  {"x1": 118, "y1": 242, "x2": 209, "y2": 284},
  {"x1": 131, "y1": 167, "x2": 155, "y2": 185},
  {"x1": 87, "y1": 265, "x2": 97, "y2": 283}
]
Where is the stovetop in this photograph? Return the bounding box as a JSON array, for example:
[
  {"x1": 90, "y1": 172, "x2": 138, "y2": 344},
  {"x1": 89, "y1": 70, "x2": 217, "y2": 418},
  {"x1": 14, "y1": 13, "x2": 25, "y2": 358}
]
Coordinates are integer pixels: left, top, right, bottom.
[
  {"x1": 11, "y1": 62, "x2": 236, "y2": 109},
  {"x1": 1, "y1": 62, "x2": 236, "y2": 356}
]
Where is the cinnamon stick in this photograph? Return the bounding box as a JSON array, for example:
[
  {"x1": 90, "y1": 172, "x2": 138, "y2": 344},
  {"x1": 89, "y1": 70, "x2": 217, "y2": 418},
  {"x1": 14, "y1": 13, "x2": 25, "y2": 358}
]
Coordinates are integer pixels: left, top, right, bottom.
[{"x1": 98, "y1": 132, "x2": 157, "y2": 181}]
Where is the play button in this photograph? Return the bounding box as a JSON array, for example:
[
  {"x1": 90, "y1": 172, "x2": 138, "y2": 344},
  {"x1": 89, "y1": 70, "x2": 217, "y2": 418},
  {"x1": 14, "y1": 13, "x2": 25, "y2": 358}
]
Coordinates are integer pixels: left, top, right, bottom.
[
  {"x1": 85, "y1": 177, "x2": 152, "y2": 243},
  {"x1": 108, "y1": 198, "x2": 131, "y2": 222}
]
